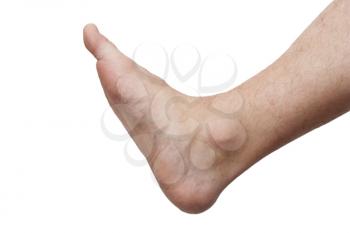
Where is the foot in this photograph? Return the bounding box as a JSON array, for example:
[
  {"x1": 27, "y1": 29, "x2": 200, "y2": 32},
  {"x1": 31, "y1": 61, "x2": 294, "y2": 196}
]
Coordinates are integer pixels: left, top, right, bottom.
[{"x1": 84, "y1": 24, "x2": 249, "y2": 213}]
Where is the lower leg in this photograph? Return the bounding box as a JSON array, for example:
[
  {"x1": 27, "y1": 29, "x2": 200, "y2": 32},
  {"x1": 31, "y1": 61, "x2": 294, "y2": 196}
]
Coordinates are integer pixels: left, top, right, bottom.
[{"x1": 235, "y1": 0, "x2": 350, "y2": 167}]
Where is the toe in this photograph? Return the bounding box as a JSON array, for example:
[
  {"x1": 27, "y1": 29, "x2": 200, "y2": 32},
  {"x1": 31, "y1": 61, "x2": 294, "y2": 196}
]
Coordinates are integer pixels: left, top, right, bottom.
[
  {"x1": 83, "y1": 23, "x2": 140, "y2": 97},
  {"x1": 83, "y1": 23, "x2": 124, "y2": 61}
]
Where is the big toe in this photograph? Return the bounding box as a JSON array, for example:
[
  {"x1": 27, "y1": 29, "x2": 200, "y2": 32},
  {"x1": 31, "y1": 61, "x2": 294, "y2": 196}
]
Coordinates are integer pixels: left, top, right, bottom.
[
  {"x1": 83, "y1": 24, "x2": 128, "y2": 63},
  {"x1": 83, "y1": 24, "x2": 142, "y2": 95}
]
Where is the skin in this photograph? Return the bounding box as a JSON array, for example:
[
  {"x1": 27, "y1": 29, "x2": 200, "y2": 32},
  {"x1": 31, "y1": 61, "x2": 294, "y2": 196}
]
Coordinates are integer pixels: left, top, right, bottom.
[{"x1": 83, "y1": 0, "x2": 350, "y2": 214}]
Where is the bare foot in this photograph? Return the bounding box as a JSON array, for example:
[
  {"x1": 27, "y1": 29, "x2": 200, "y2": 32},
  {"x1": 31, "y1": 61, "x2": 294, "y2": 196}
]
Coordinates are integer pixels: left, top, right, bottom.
[
  {"x1": 84, "y1": 0, "x2": 350, "y2": 214},
  {"x1": 83, "y1": 24, "x2": 248, "y2": 213}
]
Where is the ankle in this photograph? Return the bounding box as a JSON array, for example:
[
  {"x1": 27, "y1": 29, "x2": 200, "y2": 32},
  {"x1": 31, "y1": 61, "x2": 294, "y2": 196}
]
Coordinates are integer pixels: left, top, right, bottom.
[{"x1": 204, "y1": 89, "x2": 248, "y2": 153}]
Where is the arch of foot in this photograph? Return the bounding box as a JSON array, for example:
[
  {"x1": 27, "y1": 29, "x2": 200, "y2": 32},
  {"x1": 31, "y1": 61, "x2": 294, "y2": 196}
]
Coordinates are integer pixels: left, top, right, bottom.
[{"x1": 151, "y1": 142, "x2": 186, "y2": 186}]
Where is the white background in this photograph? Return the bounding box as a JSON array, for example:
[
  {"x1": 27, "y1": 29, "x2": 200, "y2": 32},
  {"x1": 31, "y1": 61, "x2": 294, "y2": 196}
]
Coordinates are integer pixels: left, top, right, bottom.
[{"x1": 0, "y1": 0, "x2": 349, "y2": 232}]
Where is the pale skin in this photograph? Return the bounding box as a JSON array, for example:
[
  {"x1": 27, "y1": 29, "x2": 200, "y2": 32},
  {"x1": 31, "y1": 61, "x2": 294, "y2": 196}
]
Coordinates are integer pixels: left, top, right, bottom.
[{"x1": 84, "y1": 0, "x2": 350, "y2": 214}]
